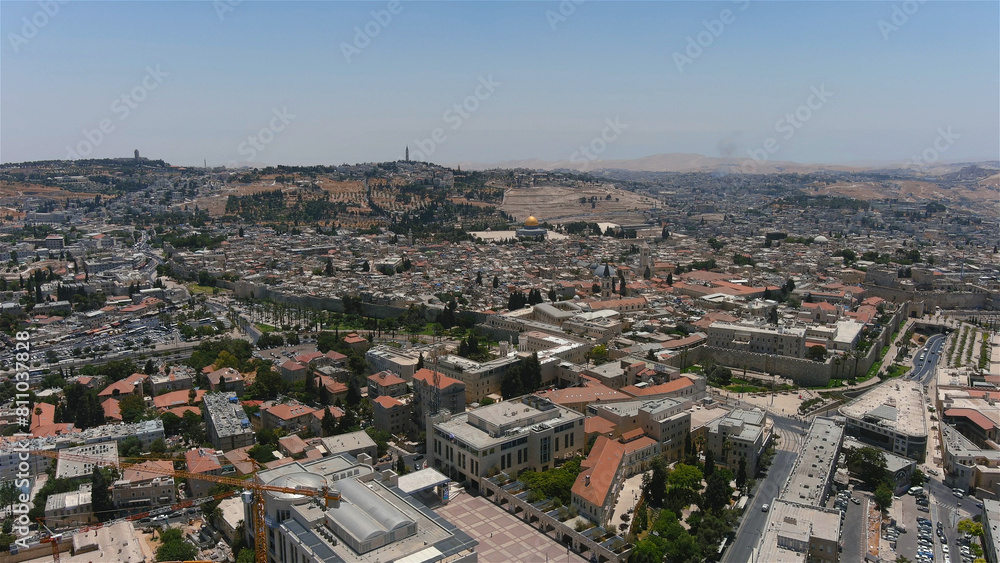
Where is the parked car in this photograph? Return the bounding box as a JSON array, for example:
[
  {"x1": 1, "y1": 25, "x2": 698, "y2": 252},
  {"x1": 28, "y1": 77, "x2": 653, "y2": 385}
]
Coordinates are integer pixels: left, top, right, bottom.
[{"x1": 762, "y1": 504, "x2": 770, "y2": 512}]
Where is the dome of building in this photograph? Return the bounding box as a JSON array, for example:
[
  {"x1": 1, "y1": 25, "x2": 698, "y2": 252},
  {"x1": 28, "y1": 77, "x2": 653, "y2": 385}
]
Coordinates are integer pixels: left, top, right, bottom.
[
  {"x1": 524, "y1": 216, "x2": 539, "y2": 227},
  {"x1": 814, "y1": 235, "x2": 829, "y2": 243},
  {"x1": 265, "y1": 471, "x2": 328, "y2": 501}
]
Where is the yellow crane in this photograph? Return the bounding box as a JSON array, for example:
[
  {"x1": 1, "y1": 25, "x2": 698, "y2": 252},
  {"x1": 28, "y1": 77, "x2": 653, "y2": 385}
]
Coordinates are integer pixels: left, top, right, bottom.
[{"x1": 31, "y1": 449, "x2": 342, "y2": 563}]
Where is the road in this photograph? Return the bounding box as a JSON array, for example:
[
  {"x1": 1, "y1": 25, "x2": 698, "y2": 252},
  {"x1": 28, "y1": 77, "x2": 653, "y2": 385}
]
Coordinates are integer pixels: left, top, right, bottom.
[
  {"x1": 723, "y1": 414, "x2": 808, "y2": 563},
  {"x1": 908, "y1": 333, "x2": 946, "y2": 384}
]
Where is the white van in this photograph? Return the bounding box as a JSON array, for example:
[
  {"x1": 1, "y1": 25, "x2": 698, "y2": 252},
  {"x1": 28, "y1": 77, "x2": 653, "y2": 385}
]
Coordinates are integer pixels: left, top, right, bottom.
[{"x1": 908, "y1": 486, "x2": 924, "y2": 496}]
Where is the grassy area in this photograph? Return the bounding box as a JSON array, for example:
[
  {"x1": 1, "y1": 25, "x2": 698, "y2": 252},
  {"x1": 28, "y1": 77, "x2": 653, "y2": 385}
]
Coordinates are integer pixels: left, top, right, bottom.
[
  {"x1": 187, "y1": 284, "x2": 218, "y2": 294},
  {"x1": 858, "y1": 345, "x2": 890, "y2": 382},
  {"x1": 256, "y1": 323, "x2": 277, "y2": 333},
  {"x1": 725, "y1": 378, "x2": 768, "y2": 394},
  {"x1": 883, "y1": 364, "x2": 911, "y2": 379}
]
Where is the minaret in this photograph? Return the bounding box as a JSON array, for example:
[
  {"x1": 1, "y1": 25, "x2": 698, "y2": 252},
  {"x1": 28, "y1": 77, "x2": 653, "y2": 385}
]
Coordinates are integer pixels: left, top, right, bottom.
[{"x1": 405, "y1": 146, "x2": 410, "y2": 162}]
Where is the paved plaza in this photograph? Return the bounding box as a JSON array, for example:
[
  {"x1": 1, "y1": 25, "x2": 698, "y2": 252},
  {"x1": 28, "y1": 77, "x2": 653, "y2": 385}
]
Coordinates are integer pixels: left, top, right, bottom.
[{"x1": 437, "y1": 492, "x2": 590, "y2": 563}]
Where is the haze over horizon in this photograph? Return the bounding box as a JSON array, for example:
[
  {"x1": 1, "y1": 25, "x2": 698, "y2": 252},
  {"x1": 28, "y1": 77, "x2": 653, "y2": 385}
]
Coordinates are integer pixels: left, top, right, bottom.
[{"x1": 2, "y1": 1, "x2": 997, "y2": 168}]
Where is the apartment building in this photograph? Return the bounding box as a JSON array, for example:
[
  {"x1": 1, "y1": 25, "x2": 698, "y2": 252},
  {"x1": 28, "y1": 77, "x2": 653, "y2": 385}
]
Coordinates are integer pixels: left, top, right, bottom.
[{"x1": 204, "y1": 392, "x2": 256, "y2": 451}]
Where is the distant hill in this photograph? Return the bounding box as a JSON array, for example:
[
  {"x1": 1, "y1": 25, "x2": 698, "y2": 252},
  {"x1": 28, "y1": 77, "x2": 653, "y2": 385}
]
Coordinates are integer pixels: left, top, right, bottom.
[{"x1": 453, "y1": 153, "x2": 998, "y2": 176}]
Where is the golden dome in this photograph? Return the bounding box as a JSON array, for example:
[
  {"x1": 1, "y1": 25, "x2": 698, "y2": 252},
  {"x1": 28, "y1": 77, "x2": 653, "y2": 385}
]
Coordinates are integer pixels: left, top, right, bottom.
[{"x1": 524, "y1": 216, "x2": 539, "y2": 227}]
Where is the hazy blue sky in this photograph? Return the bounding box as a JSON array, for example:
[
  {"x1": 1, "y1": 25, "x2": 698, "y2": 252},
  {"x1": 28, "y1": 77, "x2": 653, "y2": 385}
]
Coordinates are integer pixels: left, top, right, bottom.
[{"x1": 2, "y1": 1, "x2": 997, "y2": 167}]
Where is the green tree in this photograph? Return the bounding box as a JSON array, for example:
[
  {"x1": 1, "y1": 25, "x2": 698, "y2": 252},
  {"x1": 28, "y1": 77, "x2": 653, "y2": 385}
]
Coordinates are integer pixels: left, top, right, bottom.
[
  {"x1": 703, "y1": 449, "x2": 715, "y2": 478},
  {"x1": 807, "y1": 345, "x2": 827, "y2": 361},
  {"x1": 736, "y1": 457, "x2": 748, "y2": 491},
  {"x1": 667, "y1": 463, "x2": 704, "y2": 491},
  {"x1": 642, "y1": 456, "x2": 669, "y2": 507},
  {"x1": 874, "y1": 481, "x2": 893, "y2": 513},
  {"x1": 160, "y1": 411, "x2": 183, "y2": 436},
  {"x1": 500, "y1": 366, "x2": 523, "y2": 399},
  {"x1": 845, "y1": 447, "x2": 888, "y2": 489},
  {"x1": 91, "y1": 466, "x2": 113, "y2": 522},
  {"x1": 519, "y1": 352, "x2": 542, "y2": 393},
  {"x1": 910, "y1": 468, "x2": 925, "y2": 488},
  {"x1": 701, "y1": 472, "x2": 732, "y2": 513},
  {"x1": 120, "y1": 436, "x2": 143, "y2": 458},
  {"x1": 119, "y1": 394, "x2": 147, "y2": 423},
  {"x1": 150, "y1": 438, "x2": 167, "y2": 455},
  {"x1": 958, "y1": 519, "x2": 984, "y2": 537},
  {"x1": 156, "y1": 528, "x2": 197, "y2": 562},
  {"x1": 321, "y1": 407, "x2": 338, "y2": 437}
]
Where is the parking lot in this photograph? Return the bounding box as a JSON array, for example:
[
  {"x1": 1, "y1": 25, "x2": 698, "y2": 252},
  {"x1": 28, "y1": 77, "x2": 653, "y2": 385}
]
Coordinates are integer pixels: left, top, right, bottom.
[{"x1": 882, "y1": 488, "x2": 980, "y2": 563}]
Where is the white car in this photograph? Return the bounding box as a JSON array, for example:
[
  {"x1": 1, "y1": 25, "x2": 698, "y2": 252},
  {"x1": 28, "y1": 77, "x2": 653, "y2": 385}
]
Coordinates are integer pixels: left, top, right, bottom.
[
  {"x1": 762, "y1": 504, "x2": 770, "y2": 512},
  {"x1": 942, "y1": 545, "x2": 950, "y2": 554}
]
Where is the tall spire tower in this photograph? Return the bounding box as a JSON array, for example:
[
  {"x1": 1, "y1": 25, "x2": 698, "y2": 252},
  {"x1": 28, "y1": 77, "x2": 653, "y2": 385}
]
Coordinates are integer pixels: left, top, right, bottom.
[{"x1": 405, "y1": 146, "x2": 410, "y2": 162}]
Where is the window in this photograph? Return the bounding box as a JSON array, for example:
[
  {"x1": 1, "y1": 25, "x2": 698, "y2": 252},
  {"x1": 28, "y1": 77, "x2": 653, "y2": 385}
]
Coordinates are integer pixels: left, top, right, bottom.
[{"x1": 540, "y1": 436, "x2": 551, "y2": 464}]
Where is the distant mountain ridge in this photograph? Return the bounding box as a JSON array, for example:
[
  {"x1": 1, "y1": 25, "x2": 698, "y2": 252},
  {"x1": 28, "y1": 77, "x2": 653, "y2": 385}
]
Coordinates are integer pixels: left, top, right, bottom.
[{"x1": 452, "y1": 153, "x2": 998, "y2": 176}]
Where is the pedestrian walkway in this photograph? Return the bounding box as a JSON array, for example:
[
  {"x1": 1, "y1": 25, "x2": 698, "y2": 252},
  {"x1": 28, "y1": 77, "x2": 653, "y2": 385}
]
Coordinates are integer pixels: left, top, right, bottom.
[{"x1": 437, "y1": 492, "x2": 589, "y2": 563}]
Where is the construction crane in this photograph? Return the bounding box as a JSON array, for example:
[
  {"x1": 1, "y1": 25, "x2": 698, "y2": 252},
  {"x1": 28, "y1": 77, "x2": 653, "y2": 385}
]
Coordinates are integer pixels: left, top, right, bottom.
[
  {"x1": 31, "y1": 449, "x2": 342, "y2": 563},
  {"x1": 36, "y1": 518, "x2": 61, "y2": 563}
]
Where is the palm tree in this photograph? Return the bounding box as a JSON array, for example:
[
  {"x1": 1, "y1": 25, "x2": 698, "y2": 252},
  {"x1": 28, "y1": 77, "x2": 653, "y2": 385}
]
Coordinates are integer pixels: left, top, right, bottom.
[
  {"x1": 694, "y1": 435, "x2": 706, "y2": 457},
  {"x1": 722, "y1": 439, "x2": 733, "y2": 466}
]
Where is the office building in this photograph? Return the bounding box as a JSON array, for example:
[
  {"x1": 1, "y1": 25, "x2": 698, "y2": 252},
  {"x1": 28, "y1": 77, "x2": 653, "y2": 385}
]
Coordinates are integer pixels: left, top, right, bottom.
[{"x1": 429, "y1": 395, "x2": 585, "y2": 486}]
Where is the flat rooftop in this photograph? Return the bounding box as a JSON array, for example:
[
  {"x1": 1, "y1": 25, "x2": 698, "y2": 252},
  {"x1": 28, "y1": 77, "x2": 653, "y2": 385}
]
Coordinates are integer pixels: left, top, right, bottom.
[
  {"x1": 257, "y1": 456, "x2": 476, "y2": 563},
  {"x1": 56, "y1": 441, "x2": 119, "y2": 479},
  {"x1": 755, "y1": 499, "x2": 841, "y2": 563},
  {"x1": 779, "y1": 417, "x2": 843, "y2": 506},
  {"x1": 840, "y1": 379, "x2": 928, "y2": 438}
]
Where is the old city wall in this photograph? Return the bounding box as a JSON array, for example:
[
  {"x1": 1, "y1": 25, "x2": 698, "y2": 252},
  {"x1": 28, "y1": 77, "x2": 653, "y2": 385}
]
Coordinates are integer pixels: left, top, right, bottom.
[{"x1": 862, "y1": 285, "x2": 990, "y2": 310}]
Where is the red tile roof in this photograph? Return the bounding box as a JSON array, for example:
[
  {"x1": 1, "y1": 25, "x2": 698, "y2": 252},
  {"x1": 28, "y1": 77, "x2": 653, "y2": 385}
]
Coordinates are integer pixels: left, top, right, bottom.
[
  {"x1": 413, "y1": 368, "x2": 464, "y2": 390},
  {"x1": 584, "y1": 416, "x2": 617, "y2": 436},
  {"x1": 154, "y1": 389, "x2": 206, "y2": 410},
  {"x1": 537, "y1": 381, "x2": 630, "y2": 406},
  {"x1": 572, "y1": 436, "x2": 625, "y2": 508},
  {"x1": 30, "y1": 402, "x2": 55, "y2": 430},
  {"x1": 102, "y1": 398, "x2": 122, "y2": 421},
  {"x1": 369, "y1": 371, "x2": 406, "y2": 387},
  {"x1": 185, "y1": 449, "x2": 222, "y2": 474},
  {"x1": 123, "y1": 460, "x2": 173, "y2": 483},
  {"x1": 945, "y1": 408, "x2": 997, "y2": 432},
  {"x1": 373, "y1": 395, "x2": 404, "y2": 409},
  {"x1": 621, "y1": 376, "x2": 694, "y2": 397},
  {"x1": 266, "y1": 402, "x2": 320, "y2": 421},
  {"x1": 98, "y1": 373, "x2": 148, "y2": 397}
]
